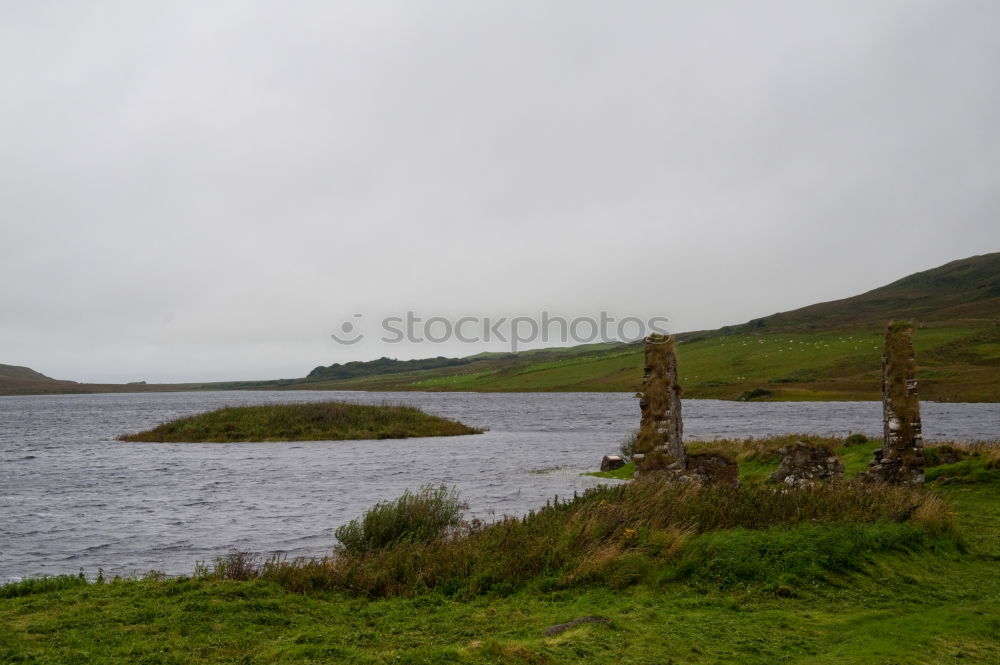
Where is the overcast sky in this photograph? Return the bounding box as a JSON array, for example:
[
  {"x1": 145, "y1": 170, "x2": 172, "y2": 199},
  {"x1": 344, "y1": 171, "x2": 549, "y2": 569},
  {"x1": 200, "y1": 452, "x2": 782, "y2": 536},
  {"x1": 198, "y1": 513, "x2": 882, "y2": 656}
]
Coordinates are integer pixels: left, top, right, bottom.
[{"x1": 2, "y1": 1, "x2": 999, "y2": 383}]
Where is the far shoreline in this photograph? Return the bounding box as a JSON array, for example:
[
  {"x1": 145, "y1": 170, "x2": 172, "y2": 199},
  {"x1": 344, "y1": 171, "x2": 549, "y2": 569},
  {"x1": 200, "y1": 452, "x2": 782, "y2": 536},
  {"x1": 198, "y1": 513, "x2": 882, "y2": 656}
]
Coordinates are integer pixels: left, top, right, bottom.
[{"x1": 6, "y1": 385, "x2": 1000, "y2": 405}]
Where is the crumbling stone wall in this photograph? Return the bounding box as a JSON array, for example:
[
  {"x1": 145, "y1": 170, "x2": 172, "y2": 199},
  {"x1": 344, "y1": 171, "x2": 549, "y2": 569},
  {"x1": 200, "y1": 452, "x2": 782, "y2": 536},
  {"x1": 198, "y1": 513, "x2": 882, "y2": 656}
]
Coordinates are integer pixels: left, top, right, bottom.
[
  {"x1": 770, "y1": 442, "x2": 844, "y2": 486},
  {"x1": 686, "y1": 453, "x2": 739, "y2": 487},
  {"x1": 864, "y1": 322, "x2": 924, "y2": 484},
  {"x1": 629, "y1": 335, "x2": 738, "y2": 485},
  {"x1": 635, "y1": 334, "x2": 685, "y2": 472}
]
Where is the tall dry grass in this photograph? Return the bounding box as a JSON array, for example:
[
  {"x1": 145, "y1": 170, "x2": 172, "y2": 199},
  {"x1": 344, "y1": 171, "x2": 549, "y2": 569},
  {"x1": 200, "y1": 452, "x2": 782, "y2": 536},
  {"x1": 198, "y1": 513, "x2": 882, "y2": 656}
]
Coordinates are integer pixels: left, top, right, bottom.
[{"x1": 211, "y1": 474, "x2": 957, "y2": 597}]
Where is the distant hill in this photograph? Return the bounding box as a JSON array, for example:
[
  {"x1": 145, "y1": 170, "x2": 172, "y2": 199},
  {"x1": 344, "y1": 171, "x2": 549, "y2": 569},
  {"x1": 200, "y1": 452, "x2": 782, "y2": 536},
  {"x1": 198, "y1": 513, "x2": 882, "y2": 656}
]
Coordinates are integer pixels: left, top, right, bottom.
[
  {"x1": 306, "y1": 344, "x2": 624, "y2": 383},
  {"x1": 308, "y1": 356, "x2": 479, "y2": 381},
  {"x1": 0, "y1": 364, "x2": 300, "y2": 397},
  {"x1": 295, "y1": 253, "x2": 1000, "y2": 401},
  {"x1": 710, "y1": 252, "x2": 1000, "y2": 335},
  {"x1": 0, "y1": 364, "x2": 56, "y2": 382},
  {"x1": 4, "y1": 253, "x2": 999, "y2": 401},
  {"x1": 0, "y1": 364, "x2": 77, "y2": 394}
]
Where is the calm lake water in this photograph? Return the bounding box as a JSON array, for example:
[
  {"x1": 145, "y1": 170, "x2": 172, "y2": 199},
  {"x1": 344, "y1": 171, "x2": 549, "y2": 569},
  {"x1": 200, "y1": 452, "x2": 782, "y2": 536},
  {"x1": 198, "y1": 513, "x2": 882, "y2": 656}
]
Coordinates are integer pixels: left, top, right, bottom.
[{"x1": 1, "y1": 391, "x2": 998, "y2": 582}]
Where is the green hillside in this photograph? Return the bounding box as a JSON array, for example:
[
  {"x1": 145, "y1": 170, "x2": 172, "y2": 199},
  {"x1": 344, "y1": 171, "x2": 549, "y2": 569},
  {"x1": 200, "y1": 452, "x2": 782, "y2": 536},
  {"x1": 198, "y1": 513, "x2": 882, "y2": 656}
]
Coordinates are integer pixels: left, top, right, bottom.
[
  {"x1": 707, "y1": 251, "x2": 1000, "y2": 334},
  {"x1": 296, "y1": 324, "x2": 1000, "y2": 401},
  {"x1": 0, "y1": 363, "x2": 74, "y2": 394},
  {"x1": 299, "y1": 253, "x2": 1000, "y2": 401},
  {"x1": 0, "y1": 364, "x2": 54, "y2": 381}
]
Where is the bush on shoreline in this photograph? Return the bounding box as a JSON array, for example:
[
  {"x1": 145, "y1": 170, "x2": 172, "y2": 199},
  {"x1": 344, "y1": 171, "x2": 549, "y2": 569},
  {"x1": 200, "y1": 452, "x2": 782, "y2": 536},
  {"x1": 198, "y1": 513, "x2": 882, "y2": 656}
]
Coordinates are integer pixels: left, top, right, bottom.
[{"x1": 335, "y1": 485, "x2": 467, "y2": 555}]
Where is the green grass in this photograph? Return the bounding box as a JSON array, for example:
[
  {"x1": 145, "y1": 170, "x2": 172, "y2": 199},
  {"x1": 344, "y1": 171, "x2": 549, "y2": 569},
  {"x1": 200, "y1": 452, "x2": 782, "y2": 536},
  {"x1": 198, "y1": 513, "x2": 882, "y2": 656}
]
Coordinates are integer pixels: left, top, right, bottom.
[
  {"x1": 925, "y1": 448, "x2": 1000, "y2": 485},
  {"x1": 667, "y1": 522, "x2": 932, "y2": 589},
  {"x1": 2, "y1": 441, "x2": 998, "y2": 664},
  {"x1": 118, "y1": 402, "x2": 484, "y2": 442},
  {"x1": 0, "y1": 574, "x2": 88, "y2": 599},
  {"x1": 2, "y1": 562, "x2": 999, "y2": 665},
  {"x1": 585, "y1": 462, "x2": 636, "y2": 480}
]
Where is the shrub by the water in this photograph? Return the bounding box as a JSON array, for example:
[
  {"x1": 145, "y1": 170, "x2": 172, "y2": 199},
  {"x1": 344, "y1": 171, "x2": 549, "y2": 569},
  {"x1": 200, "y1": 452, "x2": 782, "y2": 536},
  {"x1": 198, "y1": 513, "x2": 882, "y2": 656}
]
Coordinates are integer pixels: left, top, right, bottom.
[
  {"x1": 618, "y1": 429, "x2": 639, "y2": 462},
  {"x1": 334, "y1": 484, "x2": 467, "y2": 555},
  {"x1": 738, "y1": 388, "x2": 773, "y2": 401},
  {"x1": 845, "y1": 433, "x2": 869, "y2": 446}
]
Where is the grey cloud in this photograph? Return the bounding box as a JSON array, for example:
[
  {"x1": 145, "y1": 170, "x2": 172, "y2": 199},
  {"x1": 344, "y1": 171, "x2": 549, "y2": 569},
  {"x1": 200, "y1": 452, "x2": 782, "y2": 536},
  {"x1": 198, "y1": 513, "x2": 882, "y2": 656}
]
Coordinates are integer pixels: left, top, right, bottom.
[{"x1": 1, "y1": 1, "x2": 998, "y2": 381}]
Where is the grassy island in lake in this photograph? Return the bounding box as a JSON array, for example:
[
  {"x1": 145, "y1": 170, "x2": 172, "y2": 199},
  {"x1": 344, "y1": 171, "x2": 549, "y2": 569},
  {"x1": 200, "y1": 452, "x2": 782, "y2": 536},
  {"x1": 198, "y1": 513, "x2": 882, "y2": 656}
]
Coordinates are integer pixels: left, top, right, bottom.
[{"x1": 118, "y1": 401, "x2": 484, "y2": 442}]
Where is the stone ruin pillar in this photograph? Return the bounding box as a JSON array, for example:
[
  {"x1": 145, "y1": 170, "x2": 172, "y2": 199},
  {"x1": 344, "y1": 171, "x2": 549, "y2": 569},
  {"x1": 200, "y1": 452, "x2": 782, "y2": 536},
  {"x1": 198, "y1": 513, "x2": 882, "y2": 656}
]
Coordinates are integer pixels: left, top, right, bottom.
[
  {"x1": 864, "y1": 322, "x2": 924, "y2": 484},
  {"x1": 635, "y1": 334, "x2": 685, "y2": 472}
]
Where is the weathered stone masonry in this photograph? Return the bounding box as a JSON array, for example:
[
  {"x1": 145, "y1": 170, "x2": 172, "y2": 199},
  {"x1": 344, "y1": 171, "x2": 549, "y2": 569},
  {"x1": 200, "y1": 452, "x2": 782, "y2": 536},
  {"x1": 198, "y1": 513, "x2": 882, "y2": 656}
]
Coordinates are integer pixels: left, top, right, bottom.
[
  {"x1": 863, "y1": 322, "x2": 924, "y2": 484},
  {"x1": 635, "y1": 334, "x2": 685, "y2": 472},
  {"x1": 632, "y1": 335, "x2": 740, "y2": 485}
]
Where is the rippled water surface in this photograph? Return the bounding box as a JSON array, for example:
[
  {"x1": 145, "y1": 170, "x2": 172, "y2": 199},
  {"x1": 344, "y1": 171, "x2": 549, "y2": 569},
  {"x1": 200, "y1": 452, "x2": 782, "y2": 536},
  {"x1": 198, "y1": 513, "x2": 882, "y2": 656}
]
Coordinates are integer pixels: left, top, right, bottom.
[{"x1": 1, "y1": 391, "x2": 997, "y2": 581}]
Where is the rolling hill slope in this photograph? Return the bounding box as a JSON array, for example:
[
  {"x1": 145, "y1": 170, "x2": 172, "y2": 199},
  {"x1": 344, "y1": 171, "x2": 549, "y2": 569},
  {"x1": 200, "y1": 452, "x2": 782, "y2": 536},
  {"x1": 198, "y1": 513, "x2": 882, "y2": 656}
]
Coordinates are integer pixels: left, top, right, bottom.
[
  {"x1": 0, "y1": 364, "x2": 75, "y2": 394},
  {"x1": 0, "y1": 364, "x2": 55, "y2": 382},
  {"x1": 709, "y1": 251, "x2": 1000, "y2": 334},
  {"x1": 299, "y1": 253, "x2": 1000, "y2": 401},
  {"x1": 0, "y1": 365, "x2": 300, "y2": 397}
]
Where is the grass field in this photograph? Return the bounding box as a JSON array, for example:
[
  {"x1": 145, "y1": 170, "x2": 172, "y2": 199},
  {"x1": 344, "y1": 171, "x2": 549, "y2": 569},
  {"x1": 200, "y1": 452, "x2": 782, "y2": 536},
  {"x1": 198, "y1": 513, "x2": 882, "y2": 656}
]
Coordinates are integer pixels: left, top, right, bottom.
[
  {"x1": 118, "y1": 402, "x2": 484, "y2": 442},
  {"x1": 3, "y1": 439, "x2": 998, "y2": 664}
]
